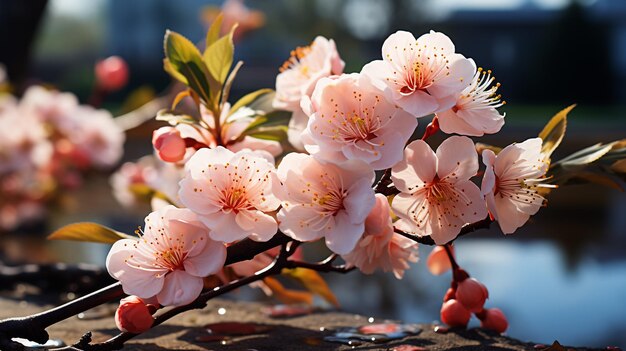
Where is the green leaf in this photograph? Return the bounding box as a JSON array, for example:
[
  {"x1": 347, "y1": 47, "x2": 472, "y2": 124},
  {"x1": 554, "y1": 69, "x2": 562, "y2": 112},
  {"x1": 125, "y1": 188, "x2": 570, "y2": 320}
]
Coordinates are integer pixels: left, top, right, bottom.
[
  {"x1": 475, "y1": 142, "x2": 502, "y2": 156},
  {"x1": 243, "y1": 110, "x2": 291, "y2": 133},
  {"x1": 203, "y1": 24, "x2": 237, "y2": 85},
  {"x1": 48, "y1": 223, "x2": 134, "y2": 244},
  {"x1": 246, "y1": 125, "x2": 288, "y2": 141},
  {"x1": 164, "y1": 30, "x2": 216, "y2": 105},
  {"x1": 539, "y1": 104, "x2": 575, "y2": 158},
  {"x1": 220, "y1": 60, "x2": 244, "y2": 108},
  {"x1": 163, "y1": 58, "x2": 187, "y2": 84},
  {"x1": 206, "y1": 13, "x2": 223, "y2": 48},
  {"x1": 156, "y1": 109, "x2": 196, "y2": 125},
  {"x1": 229, "y1": 88, "x2": 274, "y2": 117}
]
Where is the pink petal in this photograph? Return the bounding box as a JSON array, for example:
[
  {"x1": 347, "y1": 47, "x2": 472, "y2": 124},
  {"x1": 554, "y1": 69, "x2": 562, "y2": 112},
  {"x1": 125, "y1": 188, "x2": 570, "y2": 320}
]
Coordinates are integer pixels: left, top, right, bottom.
[
  {"x1": 166, "y1": 219, "x2": 207, "y2": 256},
  {"x1": 178, "y1": 177, "x2": 222, "y2": 215},
  {"x1": 325, "y1": 211, "x2": 365, "y2": 255},
  {"x1": 437, "y1": 109, "x2": 483, "y2": 137},
  {"x1": 343, "y1": 178, "x2": 376, "y2": 223},
  {"x1": 106, "y1": 239, "x2": 166, "y2": 298},
  {"x1": 417, "y1": 30, "x2": 455, "y2": 54},
  {"x1": 156, "y1": 270, "x2": 203, "y2": 306},
  {"x1": 235, "y1": 210, "x2": 278, "y2": 242},
  {"x1": 436, "y1": 136, "x2": 478, "y2": 182},
  {"x1": 494, "y1": 194, "x2": 530, "y2": 234},
  {"x1": 392, "y1": 140, "x2": 437, "y2": 193},
  {"x1": 204, "y1": 211, "x2": 248, "y2": 243},
  {"x1": 184, "y1": 239, "x2": 227, "y2": 277},
  {"x1": 277, "y1": 205, "x2": 325, "y2": 242}
]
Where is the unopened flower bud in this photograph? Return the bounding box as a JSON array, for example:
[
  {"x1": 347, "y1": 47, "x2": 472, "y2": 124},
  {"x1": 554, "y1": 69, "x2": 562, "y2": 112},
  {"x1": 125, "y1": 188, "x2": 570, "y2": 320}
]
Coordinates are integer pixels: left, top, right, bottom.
[
  {"x1": 456, "y1": 277, "x2": 489, "y2": 312},
  {"x1": 115, "y1": 296, "x2": 154, "y2": 333},
  {"x1": 443, "y1": 287, "x2": 456, "y2": 302},
  {"x1": 478, "y1": 308, "x2": 508, "y2": 334},
  {"x1": 440, "y1": 299, "x2": 470, "y2": 327},
  {"x1": 95, "y1": 56, "x2": 129, "y2": 91},
  {"x1": 152, "y1": 127, "x2": 186, "y2": 163},
  {"x1": 427, "y1": 245, "x2": 453, "y2": 275}
]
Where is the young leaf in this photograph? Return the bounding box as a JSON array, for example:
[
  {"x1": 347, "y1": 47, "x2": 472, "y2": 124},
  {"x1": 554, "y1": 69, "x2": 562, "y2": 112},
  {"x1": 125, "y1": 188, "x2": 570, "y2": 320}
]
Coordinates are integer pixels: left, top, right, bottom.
[
  {"x1": 171, "y1": 89, "x2": 191, "y2": 110},
  {"x1": 559, "y1": 142, "x2": 614, "y2": 169},
  {"x1": 283, "y1": 268, "x2": 340, "y2": 307},
  {"x1": 204, "y1": 24, "x2": 238, "y2": 85},
  {"x1": 206, "y1": 13, "x2": 224, "y2": 48},
  {"x1": 475, "y1": 142, "x2": 502, "y2": 156},
  {"x1": 48, "y1": 223, "x2": 134, "y2": 244},
  {"x1": 220, "y1": 60, "x2": 244, "y2": 108},
  {"x1": 163, "y1": 58, "x2": 187, "y2": 84},
  {"x1": 246, "y1": 125, "x2": 288, "y2": 141},
  {"x1": 229, "y1": 88, "x2": 274, "y2": 117},
  {"x1": 539, "y1": 104, "x2": 575, "y2": 158},
  {"x1": 164, "y1": 30, "x2": 215, "y2": 105},
  {"x1": 156, "y1": 109, "x2": 196, "y2": 126}
]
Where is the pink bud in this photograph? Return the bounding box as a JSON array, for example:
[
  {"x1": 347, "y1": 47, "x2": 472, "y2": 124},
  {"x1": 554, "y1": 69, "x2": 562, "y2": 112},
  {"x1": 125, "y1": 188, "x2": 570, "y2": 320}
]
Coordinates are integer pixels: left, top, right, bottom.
[
  {"x1": 152, "y1": 127, "x2": 186, "y2": 163},
  {"x1": 95, "y1": 56, "x2": 129, "y2": 91},
  {"x1": 456, "y1": 277, "x2": 488, "y2": 312},
  {"x1": 427, "y1": 246, "x2": 453, "y2": 275},
  {"x1": 440, "y1": 299, "x2": 471, "y2": 327},
  {"x1": 115, "y1": 296, "x2": 154, "y2": 333},
  {"x1": 478, "y1": 308, "x2": 508, "y2": 333},
  {"x1": 443, "y1": 287, "x2": 456, "y2": 302}
]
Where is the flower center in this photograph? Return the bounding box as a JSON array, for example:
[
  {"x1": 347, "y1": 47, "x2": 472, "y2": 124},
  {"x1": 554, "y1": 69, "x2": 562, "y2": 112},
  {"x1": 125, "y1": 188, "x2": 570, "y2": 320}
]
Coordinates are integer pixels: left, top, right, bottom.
[{"x1": 280, "y1": 43, "x2": 313, "y2": 73}]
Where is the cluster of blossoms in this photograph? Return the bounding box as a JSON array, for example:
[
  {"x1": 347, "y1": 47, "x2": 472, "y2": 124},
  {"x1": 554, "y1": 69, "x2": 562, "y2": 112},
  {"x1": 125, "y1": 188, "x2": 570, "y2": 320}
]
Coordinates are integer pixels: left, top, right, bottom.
[
  {"x1": 108, "y1": 28, "x2": 556, "y2": 334},
  {"x1": 0, "y1": 82, "x2": 124, "y2": 231}
]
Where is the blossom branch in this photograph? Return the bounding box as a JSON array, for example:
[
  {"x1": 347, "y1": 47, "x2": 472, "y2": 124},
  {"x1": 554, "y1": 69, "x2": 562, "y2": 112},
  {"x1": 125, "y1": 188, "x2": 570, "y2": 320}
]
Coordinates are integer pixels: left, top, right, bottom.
[
  {"x1": 373, "y1": 168, "x2": 400, "y2": 196},
  {"x1": 394, "y1": 217, "x2": 494, "y2": 246},
  {"x1": 285, "y1": 254, "x2": 355, "y2": 274},
  {"x1": 64, "y1": 241, "x2": 301, "y2": 351}
]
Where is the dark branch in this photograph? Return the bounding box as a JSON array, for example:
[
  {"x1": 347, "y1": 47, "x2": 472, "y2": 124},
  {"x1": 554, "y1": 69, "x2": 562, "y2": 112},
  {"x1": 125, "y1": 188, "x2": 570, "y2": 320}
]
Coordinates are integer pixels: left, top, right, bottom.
[{"x1": 394, "y1": 217, "x2": 494, "y2": 246}]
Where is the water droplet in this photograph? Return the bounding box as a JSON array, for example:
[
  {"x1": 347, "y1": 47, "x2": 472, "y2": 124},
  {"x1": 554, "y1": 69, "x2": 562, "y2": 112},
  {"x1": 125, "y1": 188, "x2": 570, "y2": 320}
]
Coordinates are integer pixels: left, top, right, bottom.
[
  {"x1": 319, "y1": 327, "x2": 326, "y2": 332},
  {"x1": 323, "y1": 323, "x2": 421, "y2": 345},
  {"x1": 66, "y1": 292, "x2": 76, "y2": 300},
  {"x1": 217, "y1": 307, "x2": 226, "y2": 315},
  {"x1": 368, "y1": 317, "x2": 375, "y2": 323}
]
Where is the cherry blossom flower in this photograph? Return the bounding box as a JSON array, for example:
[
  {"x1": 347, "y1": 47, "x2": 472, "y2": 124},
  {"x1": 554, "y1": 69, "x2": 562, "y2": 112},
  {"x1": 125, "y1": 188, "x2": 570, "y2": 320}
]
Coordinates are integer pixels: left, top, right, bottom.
[
  {"x1": 301, "y1": 73, "x2": 417, "y2": 170},
  {"x1": 391, "y1": 136, "x2": 487, "y2": 245},
  {"x1": 68, "y1": 106, "x2": 125, "y2": 168},
  {"x1": 481, "y1": 138, "x2": 553, "y2": 234},
  {"x1": 106, "y1": 205, "x2": 227, "y2": 306},
  {"x1": 273, "y1": 36, "x2": 344, "y2": 150},
  {"x1": 362, "y1": 30, "x2": 475, "y2": 118},
  {"x1": 178, "y1": 147, "x2": 282, "y2": 243},
  {"x1": 342, "y1": 194, "x2": 418, "y2": 279},
  {"x1": 276, "y1": 153, "x2": 375, "y2": 255},
  {"x1": 437, "y1": 68, "x2": 505, "y2": 137}
]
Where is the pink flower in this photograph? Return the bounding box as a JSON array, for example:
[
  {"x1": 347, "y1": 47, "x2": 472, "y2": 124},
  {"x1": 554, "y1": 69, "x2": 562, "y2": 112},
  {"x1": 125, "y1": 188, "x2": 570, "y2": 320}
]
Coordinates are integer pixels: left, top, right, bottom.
[
  {"x1": 478, "y1": 308, "x2": 508, "y2": 333},
  {"x1": 391, "y1": 136, "x2": 487, "y2": 245},
  {"x1": 68, "y1": 106, "x2": 125, "y2": 168},
  {"x1": 276, "y1": 153, "x2": 375, "y2": 255},
  {"x1": 342, "y1": 194, "x2": 418, "y2": 279},
  {"x1": 274, "y1": 36, "x2": 344, "y2": 112},
  {"x1": 440, "y1": 299, "x2": 471, "y2": 327},
  {"x1": 106, "y1": 205, "x2": 227, "y2": 306},
  {"x1": 153, "y1": 127, "x2": 187, "y2": 163},
  {"x1": 178, "y1": 147, "x2": 282, "y2": 243},
  {"x1": 362, "y1": 31, "x2": 475, "y2": 118},
  {"x1": 456, "y1": 277, "x2": 489, "y2": 313},
  {"x1": 115, "y1": 296, "x2": 155, "y2": 333},
  {"x1": 95, "y1": 56, "x2": 129, "y2": 92},
  {"x1": 426, "y1": 245, "x2": 453, "y2": 276},
  {"x1": 301, "y1": 73, "x2": 417, "y2": 170},
  {"x1": 481, "y1": 138, "x2": 552, "y2": 234},
  {"x1": 437, "y1": 68, "x2": 505, "y2": 137},
  {"x1": 273, "y1": 36, "x2": 344, "y2": 150}
]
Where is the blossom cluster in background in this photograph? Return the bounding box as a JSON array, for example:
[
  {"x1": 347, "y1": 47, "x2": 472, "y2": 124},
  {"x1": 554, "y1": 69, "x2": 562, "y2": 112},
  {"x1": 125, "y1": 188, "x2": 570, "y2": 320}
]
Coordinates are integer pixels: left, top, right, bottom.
[{"x1": 0, "y1": 73, "x2": 124, "y2": 231}]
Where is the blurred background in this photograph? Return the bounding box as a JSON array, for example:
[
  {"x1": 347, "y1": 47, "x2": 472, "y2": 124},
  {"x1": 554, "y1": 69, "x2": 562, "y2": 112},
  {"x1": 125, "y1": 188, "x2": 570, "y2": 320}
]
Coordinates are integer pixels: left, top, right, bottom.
[{"x1": 1, "y1": 0, "x2": 625, "y2": 348}]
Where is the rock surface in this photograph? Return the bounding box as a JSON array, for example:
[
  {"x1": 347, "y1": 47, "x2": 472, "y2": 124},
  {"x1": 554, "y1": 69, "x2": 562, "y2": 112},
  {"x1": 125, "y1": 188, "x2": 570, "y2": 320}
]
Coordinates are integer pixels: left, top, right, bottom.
[{"x1": 0, "y1": 294, "x2": 602, "y2": 351}]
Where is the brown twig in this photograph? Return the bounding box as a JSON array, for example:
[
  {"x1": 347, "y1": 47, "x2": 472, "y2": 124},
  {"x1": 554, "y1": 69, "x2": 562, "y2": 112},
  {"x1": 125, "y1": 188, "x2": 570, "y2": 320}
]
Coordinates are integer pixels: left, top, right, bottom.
[{"x1": 394, "y1": 217, "x2": 494, "y2": 246}]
